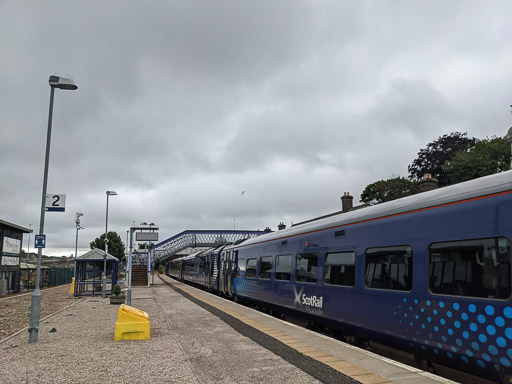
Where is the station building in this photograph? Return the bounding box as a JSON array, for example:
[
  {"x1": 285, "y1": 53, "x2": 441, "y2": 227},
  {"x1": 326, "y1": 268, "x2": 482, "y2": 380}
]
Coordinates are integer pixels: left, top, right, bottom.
[{"x1": 0, "y1": 219, "x2": 32, "y2": 295}]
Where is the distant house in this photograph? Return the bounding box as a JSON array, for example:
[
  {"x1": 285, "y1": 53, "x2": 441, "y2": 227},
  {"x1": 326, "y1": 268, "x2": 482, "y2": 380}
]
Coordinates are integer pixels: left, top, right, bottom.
[{"x1": 292, "y1": 192, "x2": 368, "y2": 228}]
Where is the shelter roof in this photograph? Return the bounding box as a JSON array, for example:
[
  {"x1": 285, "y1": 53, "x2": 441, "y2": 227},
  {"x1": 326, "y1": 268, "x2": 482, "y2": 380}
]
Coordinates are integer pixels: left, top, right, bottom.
[{"x1": 77, "y1": 248, "x2": 119, "y2": 261}]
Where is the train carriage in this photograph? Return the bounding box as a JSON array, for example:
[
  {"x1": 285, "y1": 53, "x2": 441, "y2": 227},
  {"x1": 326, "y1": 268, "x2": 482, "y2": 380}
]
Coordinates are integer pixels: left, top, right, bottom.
[
  {"x1": 229, "y1": 171, "x2": 512, "y2": 382},
  {"x1": 166, "y1": 170, "x2": 512, "y2": 382}
]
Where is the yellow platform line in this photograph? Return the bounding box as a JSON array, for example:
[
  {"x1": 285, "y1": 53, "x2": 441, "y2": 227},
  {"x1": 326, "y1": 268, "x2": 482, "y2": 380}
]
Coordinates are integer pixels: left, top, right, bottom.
[{"x1": 161, "y1": 276, "x2": 392, "y2": 384}]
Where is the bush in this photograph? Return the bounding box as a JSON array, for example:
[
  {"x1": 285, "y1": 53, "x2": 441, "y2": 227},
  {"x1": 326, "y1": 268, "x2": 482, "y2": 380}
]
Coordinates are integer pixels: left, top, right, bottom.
[
  {"x1": 113, "y1": 283, "x2": 121, "y2": 295},
  {"x1": 158, "y1": 264, "x2": 166, "y2": 274}
]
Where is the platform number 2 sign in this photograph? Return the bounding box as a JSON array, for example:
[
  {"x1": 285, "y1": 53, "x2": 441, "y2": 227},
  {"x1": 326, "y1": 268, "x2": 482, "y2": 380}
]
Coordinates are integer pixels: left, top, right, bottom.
[{"x1": 45, "y1": 194, "x2": 66, "y2": 212}]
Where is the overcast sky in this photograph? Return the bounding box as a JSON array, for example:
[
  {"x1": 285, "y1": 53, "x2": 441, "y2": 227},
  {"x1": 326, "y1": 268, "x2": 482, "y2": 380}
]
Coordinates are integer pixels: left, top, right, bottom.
[{"x1": 1, "y1": 1, "x2": 511, "y2": 257}]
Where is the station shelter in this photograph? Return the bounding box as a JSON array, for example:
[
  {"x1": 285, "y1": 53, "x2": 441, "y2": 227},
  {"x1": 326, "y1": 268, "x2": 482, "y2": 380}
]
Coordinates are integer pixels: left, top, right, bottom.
[
  {"x1": 74, "y1": 248, "x2": 119, "y2": 296},
  {"x1": 0, "y1": 219, "x2": 32, "y2": 295}
]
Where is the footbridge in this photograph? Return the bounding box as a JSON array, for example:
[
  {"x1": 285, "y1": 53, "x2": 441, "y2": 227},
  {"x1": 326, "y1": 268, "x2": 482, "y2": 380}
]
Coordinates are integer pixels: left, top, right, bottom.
[{"x1": 152, "y1": 230, "x2": 269, "y2": 263}]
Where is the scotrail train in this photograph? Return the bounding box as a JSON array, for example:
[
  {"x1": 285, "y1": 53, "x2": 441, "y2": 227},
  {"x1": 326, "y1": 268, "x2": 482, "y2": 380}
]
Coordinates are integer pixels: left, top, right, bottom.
[{"x1": 167, "y1": 170, "x2": 512, "y2": 383}]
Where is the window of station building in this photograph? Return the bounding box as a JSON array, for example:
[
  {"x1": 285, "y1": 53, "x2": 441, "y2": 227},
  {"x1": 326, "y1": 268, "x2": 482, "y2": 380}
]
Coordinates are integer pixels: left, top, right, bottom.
[
  {"x1": 365, "y1": 245, "x2": 412, "y2": 291},
  {"x1": 246, "y1": 258, "x2": 257, "y2": 278},
  {"x1": 429, "y1": 237, "x2": 511, "y2": 299},
  {"x1": 324, "y1": 251, "x2": 356, "y2": 287},
  {"x1": 237, "y1": 258, "x2": 246, "y2": 276},
  {"x1": 259, "y1": 256, "x2": 272, "y2": 279},
  {"x1": 275, "y1": 255, "x2": 292, "y2": 281},
  {"x1": 296, "y1": 253, "x2": 318, "y2": 283}
]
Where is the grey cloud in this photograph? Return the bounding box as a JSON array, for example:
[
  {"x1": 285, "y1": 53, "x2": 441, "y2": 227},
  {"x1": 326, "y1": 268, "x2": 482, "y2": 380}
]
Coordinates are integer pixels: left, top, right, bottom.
[{"x1": 1, "y1": 1, "x2": 512, "y2": 255}]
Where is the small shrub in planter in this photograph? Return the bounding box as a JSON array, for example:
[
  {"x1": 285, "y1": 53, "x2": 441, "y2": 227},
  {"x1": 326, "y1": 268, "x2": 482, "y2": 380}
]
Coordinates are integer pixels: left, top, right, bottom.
[{"x1": 110, "y1": 283, "x2": 125, "y2": 305}]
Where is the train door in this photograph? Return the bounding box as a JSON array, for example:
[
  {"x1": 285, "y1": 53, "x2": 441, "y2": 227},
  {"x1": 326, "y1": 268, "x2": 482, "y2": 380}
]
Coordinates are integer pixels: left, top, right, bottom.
[
  {"x1": 205, "y1": 254, "x2": 211, "y2": 290},
  {"x1": 226, "y1": 250, "x2": 237, "y2": 298},
  {"x1": 224, "y1": 249, "x2": 232, "y2": 297},
  {"x1": 219, "y1": 251, "x2": 226, "y2": 296},
  {"x1": 214, "y1": 252, "x2": 220, "y2": 292}
]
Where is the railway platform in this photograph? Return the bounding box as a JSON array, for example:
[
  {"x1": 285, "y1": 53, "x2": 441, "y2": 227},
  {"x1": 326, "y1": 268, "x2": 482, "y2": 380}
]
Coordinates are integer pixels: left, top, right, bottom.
[{"x1": 0, "y1": 275, "x2": 456, "y2": 384}]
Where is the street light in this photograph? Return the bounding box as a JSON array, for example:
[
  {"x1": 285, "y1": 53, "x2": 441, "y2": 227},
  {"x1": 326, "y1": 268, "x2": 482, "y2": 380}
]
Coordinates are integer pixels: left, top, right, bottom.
[
  {"x1": 29, "y1": 75, "x2": 77, "y2": 344},
  {"x1": 102, "y1": 190, "x2": 117, "y2": 298}
]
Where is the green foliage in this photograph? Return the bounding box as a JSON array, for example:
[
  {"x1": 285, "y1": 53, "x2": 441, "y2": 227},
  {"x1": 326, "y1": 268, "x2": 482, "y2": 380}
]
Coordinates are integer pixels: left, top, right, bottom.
[
  {"x1": 360, "y1": 176, "x2": 420, "y2": 205},
  {"x1": 443, "y1": 136, "x2": 511, "y2": 184},
  {"x1": 158, "y1": 264, "x2": 166, "y2": 274},
  {"x1": 89, "y1": 231, "x2": 125, "y2": 260},
  {"x1": 137, "y1": 242, "x2": 155, "y2": 250},
  {"x1": 113, "y1": 283, "x2": 121, "y2": 295},
  {"x1": 408, "y1": 132, "x2": 476, "y2": 186}
]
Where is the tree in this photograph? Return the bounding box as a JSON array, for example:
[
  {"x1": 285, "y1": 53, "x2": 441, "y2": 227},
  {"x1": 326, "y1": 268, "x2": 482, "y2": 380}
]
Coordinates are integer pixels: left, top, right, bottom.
[
  {"x1": 137, "y1": 242, "x2": 155, "y2": 250},
  {"x1": 360, "y1": 176, "x2": 420, "y2": 205},
  {"x1": 90, "y1": 231, "x2": 125, "y2": 260},
  {"x1": 408, "y1": 132, "x2": 476, "y2": 187},
  {"x1": 443, "y1": 136, "x2": 511, "y2": 185}
]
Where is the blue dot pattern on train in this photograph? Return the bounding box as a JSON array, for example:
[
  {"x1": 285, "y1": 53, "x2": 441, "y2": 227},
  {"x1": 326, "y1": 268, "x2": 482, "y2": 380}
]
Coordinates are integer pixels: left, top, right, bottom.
[{"x1": 395, "y1": 299, "x2": 512, "y2": 372}]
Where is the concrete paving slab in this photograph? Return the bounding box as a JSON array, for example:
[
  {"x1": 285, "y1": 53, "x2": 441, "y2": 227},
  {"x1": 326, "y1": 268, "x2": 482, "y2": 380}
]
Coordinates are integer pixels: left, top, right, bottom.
[{"x1": 159, "y1": 275, "x2": 458, "y2": 384}]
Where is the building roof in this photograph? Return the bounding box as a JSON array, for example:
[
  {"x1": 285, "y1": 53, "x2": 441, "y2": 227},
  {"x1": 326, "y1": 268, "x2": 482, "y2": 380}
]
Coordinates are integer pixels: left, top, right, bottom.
[
  {"x1": 0, "y1": 219, "x2": 33, "y2": 233},
  {"x1": 20, "y1": 263, "x2": 49, "y2": 269},
  {"x1": 76, "y1": 248, "x2": 119, "y2": 261}
]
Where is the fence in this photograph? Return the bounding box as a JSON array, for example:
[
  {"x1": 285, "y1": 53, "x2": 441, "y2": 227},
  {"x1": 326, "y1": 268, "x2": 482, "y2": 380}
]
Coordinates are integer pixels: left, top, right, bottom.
[{"x1": 20, "y1": 267, "x2": 73, "y2": 291}]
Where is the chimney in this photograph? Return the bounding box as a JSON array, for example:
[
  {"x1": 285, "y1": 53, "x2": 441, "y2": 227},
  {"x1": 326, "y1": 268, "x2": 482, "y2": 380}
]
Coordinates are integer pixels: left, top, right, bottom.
[
  {"x1": 419, "y1": 173, "x2": 438, "y2": 192},
  {"x1": 341, "y1": 192, "x2": 353, "y2": 212},
  {"x1": 278, "y1": 222, "x2": 286, "y2": 230},
  {"x1": 264, "y1": 227, "x2": 272, "y2": 232}
]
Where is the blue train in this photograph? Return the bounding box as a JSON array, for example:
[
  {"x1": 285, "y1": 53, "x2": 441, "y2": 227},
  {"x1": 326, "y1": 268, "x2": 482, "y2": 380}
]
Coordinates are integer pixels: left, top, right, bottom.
[{"x1": 167, "y1": 170, "x2": 512, "y2": 383}]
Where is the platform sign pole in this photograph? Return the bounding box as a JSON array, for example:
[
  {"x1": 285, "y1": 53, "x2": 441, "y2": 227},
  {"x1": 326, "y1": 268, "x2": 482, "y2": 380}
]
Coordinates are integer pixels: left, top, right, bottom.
[
  {"x1": 29, "y1": 75, "x2": 77, "y2": 344},
  {"x1": 28, "y1": 85, "x2": 56, "y2": 344}
]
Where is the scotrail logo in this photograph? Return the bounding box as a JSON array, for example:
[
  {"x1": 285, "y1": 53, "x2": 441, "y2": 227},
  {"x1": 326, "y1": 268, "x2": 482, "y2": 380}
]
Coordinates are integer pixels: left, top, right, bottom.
[{"x1": 293, "y1": 286, "x2": 323, "y2": 309}]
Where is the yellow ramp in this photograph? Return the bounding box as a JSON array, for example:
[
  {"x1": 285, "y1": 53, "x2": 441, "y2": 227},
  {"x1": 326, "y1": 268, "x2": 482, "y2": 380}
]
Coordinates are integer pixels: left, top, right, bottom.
[{"x1": 114, "y1": 304, "x2": 150, "y2": 341}]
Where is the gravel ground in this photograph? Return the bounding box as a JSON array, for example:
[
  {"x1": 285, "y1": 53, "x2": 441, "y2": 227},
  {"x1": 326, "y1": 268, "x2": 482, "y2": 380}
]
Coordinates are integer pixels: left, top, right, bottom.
[
  {"x1": 0, "y1": 278, "x2": 325, "y2": 384},
  {"x1": 0, "y1": 285, "x2": 81, "y2": 340}
]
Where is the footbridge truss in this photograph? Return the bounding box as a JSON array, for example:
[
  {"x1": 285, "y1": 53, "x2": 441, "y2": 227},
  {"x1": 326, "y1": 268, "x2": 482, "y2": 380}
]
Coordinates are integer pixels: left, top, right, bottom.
[{"x1": 152, "y1": 230, "x2": 269, "y2": 263}]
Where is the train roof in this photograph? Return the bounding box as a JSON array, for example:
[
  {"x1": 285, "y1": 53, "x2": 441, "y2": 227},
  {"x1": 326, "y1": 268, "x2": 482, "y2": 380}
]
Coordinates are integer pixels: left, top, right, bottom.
[{"x1": 237, "y1": 170, "x2": 512, "y2": 248}]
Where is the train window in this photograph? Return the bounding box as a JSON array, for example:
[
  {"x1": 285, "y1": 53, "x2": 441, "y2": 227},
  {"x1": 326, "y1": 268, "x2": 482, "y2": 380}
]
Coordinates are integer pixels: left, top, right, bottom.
[
  {"x1": 275, "y1": 255, "x2": 292, "y2": 281},
  {"x1": 429, "y1": 237, "x2": 511, "y2": 299},
  {"x1": 365, "y1": 246, "x2": 412, "y2": 291},
  {"x1": 324, "y1": 252, "x2": 355, "y2": 286},
  {"x1": 259, "y1": 256, "x2": 272, "y2": 279},
  {"x1": 237, "y1": 258, "x2": 246, "y2": 276},
  {"x1": 246, "y1": 258, "x2": 257, "y2": 278},
  {"x1": 296, "y1": 253, "x2": 318, "y2": 283}
]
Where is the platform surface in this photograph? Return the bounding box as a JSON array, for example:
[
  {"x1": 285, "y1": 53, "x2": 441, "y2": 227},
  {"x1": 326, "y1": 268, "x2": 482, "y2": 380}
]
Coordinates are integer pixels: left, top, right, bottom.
[{"x1": 0, "y1": 275, "x2": 456, "y2": 383}]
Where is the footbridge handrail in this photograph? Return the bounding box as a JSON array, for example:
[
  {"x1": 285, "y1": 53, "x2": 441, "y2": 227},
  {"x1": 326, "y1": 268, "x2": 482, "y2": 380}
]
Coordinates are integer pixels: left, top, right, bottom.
[{"x1": 151, "y1": 230, "x2": 268, "y2": 262}]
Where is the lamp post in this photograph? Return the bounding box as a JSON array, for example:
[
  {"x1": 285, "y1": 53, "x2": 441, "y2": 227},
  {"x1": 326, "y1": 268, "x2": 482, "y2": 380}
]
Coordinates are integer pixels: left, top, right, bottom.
[
  {"x1": 102, "y1": 191, "x2": 117, "y2": 298},
  {"x1": 29, "y1": 76, "x2": 77, "y2": 344}
]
